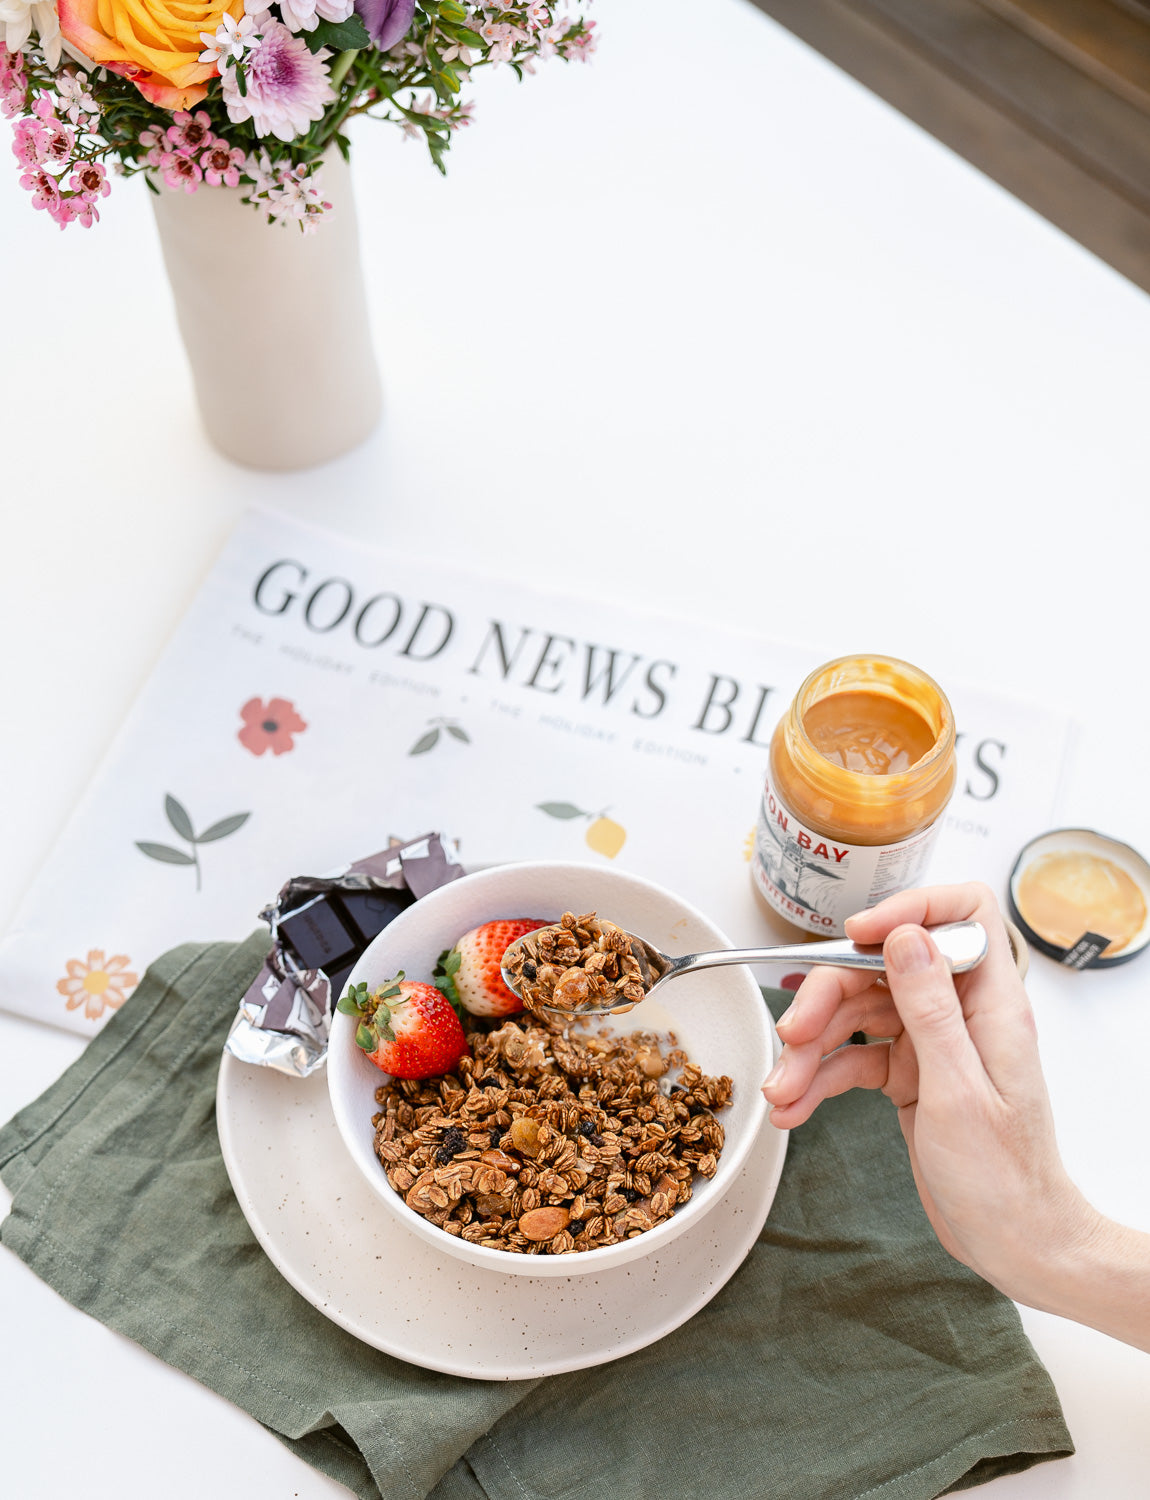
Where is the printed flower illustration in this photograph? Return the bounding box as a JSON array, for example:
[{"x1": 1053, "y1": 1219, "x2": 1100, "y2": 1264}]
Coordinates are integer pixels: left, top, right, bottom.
[
  {"x1": 56, "y1": 950, "x2": 138, "y2": 1020},
  {"x1": 238, "y1": 697, "x2": 307, "y2": 756}
]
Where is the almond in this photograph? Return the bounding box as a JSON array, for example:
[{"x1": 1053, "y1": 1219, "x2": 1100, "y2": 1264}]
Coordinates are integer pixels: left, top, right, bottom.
[
  {"x1": 480, "y1": 1149, "x2": 521, "y2": 1174},
  {"x1": 518, "y1": 1206, "x2": 570, "y2": 1242}
]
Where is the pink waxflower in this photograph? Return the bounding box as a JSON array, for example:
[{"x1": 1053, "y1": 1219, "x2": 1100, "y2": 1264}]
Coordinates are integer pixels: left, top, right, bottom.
[
  {"x1": 38, "y1": 118, "x2": 76, "y2": 170},
  {"x1": 158, "y1": 149, "x2": 203, "y2": 192},
  {"x1": 165, "y1": 109, "x2": 214, "y2": 154},
  {"x1": 19, "y1": 165, "x2": 60, "y2": 213},
  {"x1": 50, "y1": 193, "x2": 88, "y2": 228},
  {"x1": 0, "y1": 47, "x2": 25, "y2": 118},
  {"x1": 562, "y1": 20, "x2": 597, "y2": 60},
  {"x1": 200, "y1": 139, "x2": 246, "y2": 186},
  {"x1": 221, "y1": 20, "x2": 335, "y2": 141},
  {"x1": 11, "y1": 117, "x2": 47, "y2": 169},
  {"x1": 138, "y1": 124, "x2": 165, "y2": 167},
  {"x1": 69, "y1": 160, "x2": 110, "y2": 204}
]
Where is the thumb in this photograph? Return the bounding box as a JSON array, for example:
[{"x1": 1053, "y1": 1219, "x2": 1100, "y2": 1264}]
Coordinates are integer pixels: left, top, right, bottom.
[{"x1": 884, "y1": 925, "x2": 980, "y2": 1088}]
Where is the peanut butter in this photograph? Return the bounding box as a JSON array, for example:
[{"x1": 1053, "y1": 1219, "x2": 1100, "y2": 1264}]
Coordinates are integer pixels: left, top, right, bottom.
[
  {"x1": 1016, "y1": 851, "x2": 1146, "y2": 957},
  {"x1": 752, "y1": 655, "x2": 955, "y2": 935}
]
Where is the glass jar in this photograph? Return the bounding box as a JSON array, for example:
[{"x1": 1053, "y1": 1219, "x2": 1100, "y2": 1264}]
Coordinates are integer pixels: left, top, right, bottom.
[{"x1": 751, "y1": 654, "x2": 956, "y2": 936}]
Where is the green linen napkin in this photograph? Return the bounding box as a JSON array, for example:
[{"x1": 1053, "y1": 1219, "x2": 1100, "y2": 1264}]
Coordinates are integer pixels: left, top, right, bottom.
[{"x1": 0, "y1": 935, "x2": 1072, "y2": 1500}]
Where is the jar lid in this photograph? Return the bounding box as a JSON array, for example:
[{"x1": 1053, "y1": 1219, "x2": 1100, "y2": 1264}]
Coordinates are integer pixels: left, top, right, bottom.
[{"x1": 1008, "y1": 828, "x2": 1150, "y2": 969}]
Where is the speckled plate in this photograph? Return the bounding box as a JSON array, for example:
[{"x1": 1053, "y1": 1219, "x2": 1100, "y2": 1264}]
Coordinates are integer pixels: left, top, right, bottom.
[{"x1": 216, "y1": 1048, "x2": 787, "y2": 1380}]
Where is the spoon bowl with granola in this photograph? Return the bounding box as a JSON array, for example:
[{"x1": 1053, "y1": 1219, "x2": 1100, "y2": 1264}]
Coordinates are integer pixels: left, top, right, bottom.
[
  {"x1": 501, "y1": 915, "x2": 988, "y2": 1017},
  {"x1": 327, "y1": 861, "x2": 777, "y2": 1277}
]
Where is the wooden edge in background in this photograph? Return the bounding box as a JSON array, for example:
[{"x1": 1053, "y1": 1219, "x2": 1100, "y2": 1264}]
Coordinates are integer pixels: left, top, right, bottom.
[{"x1": 748, "y1": 0, "x2": 1150, "y2": 295}]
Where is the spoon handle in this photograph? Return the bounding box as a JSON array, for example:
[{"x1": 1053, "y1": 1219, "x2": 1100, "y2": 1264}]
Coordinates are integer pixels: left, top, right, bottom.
[{"x1": 667, "y1": 920, "x2": 988, "y2": 980}]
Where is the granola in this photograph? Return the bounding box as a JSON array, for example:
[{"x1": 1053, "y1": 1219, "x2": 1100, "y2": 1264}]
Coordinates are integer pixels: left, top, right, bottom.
[
  {"x1": 371, "y1": 1012, "x2": 732, "y2": 1254},
  {"x1": 503, "y1": 909, "x2": 669, "y2": 1014}
]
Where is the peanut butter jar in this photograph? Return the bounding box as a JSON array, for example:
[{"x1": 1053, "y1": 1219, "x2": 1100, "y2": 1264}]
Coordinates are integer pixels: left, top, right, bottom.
[{"x1": 751, "y1": 654, "x2": 956, "y2": 936}]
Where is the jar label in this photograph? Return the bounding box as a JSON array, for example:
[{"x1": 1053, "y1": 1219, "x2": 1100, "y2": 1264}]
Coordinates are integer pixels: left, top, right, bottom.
[{"x1": 751, "y1": 772, "x2": 945, "y2": 936}]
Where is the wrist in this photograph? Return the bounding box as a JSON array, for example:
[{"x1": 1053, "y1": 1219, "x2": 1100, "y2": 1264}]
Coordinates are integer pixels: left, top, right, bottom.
[{"x1": 1010, "y1": 1199, "x2": 1150, "y2": 1353}]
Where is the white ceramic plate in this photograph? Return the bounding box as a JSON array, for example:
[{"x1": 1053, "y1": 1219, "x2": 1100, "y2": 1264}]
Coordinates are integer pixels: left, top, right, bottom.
[{"x1": 216, "y1": 1046, "x2": 787, "y2": 1379}]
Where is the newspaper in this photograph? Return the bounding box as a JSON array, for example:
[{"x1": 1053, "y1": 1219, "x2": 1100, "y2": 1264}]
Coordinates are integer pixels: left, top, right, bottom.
[{"x1": 0, "y1": 508, "x2": 1070, "y2": 1036}]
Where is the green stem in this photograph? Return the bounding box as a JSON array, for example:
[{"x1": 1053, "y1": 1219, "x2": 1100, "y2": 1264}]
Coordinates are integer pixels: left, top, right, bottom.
[{"x1": 329, "y1": 49, "x2": 358, "y2": 89}]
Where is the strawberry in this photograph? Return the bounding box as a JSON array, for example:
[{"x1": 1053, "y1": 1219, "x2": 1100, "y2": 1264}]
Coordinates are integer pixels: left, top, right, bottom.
[
  {"x1": 434, "y1": 918, "x2": 549, "y2": 1017},
  {"x1": 337, "y1": 974, "x2": 469, "y2": 1079}
]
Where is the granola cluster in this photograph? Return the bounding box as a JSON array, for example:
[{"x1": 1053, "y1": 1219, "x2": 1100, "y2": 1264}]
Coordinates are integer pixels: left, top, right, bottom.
[
  {"x1": 371, "y1": 1015, "x2": 732, "y2": 1255},
  {"x1": 503, "y1": 910, "x2": 668, "y2": 1014}
]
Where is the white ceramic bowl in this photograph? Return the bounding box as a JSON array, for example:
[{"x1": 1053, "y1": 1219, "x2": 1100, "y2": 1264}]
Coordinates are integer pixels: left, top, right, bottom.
[{"x1": 327, "y1": 861, "x2": 773, "y2": 1276}]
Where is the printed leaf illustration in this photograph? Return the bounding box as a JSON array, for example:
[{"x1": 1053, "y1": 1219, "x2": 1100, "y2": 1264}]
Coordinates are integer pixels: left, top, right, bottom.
[
  {"x1": 164, "y1": 794, "x2": 195, "y2": 842},
  {"x1": 536, "y1": 802, "x2": 587, "y2": 819},
  {"x1": 408, "y1": 718, "x2": 470, "y2": 756},
  {"x1": 136, "y1": 794, "x2": 250, "y2": 891},
  {"x1": 197, "y1": 812, "x2": 252, "y2": 843},
  {"x1": 136, "y1": 841, "x2": 196, "y2": 865}
]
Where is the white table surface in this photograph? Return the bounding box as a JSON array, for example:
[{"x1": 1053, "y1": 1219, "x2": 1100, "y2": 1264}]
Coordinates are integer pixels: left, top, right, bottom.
[{"x1": 3, "y1": 0, "x2": 1150, "y2": 1493}]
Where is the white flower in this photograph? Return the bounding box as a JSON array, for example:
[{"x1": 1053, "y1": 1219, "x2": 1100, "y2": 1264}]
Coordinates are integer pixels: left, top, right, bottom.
[
  {"x1": 264, "y1": 162, "x2": 330, "y2": 233},
  {"x1": 199, "y1": 11, "x2": 263, "y2": 66},
  {"x1": 54, "y1": 68, "x2": 98, "y2": 124},
  {"x1": 0, "y1": 0, "x2": 61, "y2": 69},
  {"x1": 220, "y1": 20, "x2": 335, "y2": 141},
  {"x1": 277, "y1": 0, "x2": 352, "y2": 33}
]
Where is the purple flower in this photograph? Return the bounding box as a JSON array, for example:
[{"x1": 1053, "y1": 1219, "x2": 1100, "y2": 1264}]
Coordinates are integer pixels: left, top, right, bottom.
[{"x1": 355, "y1": 0, "x2": 415, "y2": 51}]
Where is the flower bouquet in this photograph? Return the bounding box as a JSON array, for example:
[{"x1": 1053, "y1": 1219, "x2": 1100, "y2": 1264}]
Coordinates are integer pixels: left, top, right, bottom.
[
  {"x1": 2, "y1": 0, "x2": 595, "y2": 467},
  {"x1": 1, "y1": 0, "x2": 596, "y2": 231}
]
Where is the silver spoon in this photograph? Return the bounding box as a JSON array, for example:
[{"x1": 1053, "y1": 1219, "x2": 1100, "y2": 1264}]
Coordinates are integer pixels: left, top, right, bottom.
[{"x1": 502, "y1": 919, "x2": 988, "y2": 1017}]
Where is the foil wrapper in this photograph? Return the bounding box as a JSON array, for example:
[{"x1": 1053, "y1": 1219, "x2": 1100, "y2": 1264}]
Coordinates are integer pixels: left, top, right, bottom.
[{"x1": 226, "y1": 832, "x2": 465, "y2": 1077}]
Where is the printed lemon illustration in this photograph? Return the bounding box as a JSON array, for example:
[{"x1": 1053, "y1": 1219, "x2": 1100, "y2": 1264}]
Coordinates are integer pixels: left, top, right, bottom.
[{"x1": 537, "y1": 802, "x2": 627, "y2": 860}]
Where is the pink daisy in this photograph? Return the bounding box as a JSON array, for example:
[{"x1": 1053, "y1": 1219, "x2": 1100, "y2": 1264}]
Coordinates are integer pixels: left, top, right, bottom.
[{"x1": 222, "y1": 21, "x2": 335, "y2": 141}]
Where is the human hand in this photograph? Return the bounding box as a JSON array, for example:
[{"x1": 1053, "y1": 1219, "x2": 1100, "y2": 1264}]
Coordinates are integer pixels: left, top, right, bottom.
[{"x1": 761, "y1": 883, "x2": 1094, "y2": 1307}]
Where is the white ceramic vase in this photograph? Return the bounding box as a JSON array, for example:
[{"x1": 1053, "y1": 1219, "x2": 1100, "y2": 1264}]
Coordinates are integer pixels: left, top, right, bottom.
[{"x1": 150, "y1": 150, "x2": 382, "y2": 471}]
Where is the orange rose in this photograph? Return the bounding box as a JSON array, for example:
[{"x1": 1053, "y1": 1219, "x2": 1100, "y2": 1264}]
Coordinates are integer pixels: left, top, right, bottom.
[{"x1": 58, "y1": 0, "x2": 244, "y2": 110}]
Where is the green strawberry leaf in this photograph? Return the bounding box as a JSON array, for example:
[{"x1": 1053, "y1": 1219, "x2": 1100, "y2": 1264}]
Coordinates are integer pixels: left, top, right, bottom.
[
  {"x1": 376, "y1": 1019, "x2": 397, "y2": 1044},
  {"x1": 338, "y1": 981, "x2": 370, "y2": 1016},
  {"x1": 355, "y1": 1023, "x2": 375, "y2": 1052},
  {"x1": 433, "y1": 946, "x2": 466, "y2": 1019}
]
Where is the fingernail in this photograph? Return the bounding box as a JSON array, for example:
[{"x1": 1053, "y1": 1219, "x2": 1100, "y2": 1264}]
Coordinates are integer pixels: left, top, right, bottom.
[
  {"x1": 887, "y1": 928, "x2": 932, "y2": 975},
  {"x1": 775, "y1": 1002, "x2": 796, "y2": 1031},
  {"x1": 762, "y1": 1057, "x2": 785, "y2": 1090}
]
